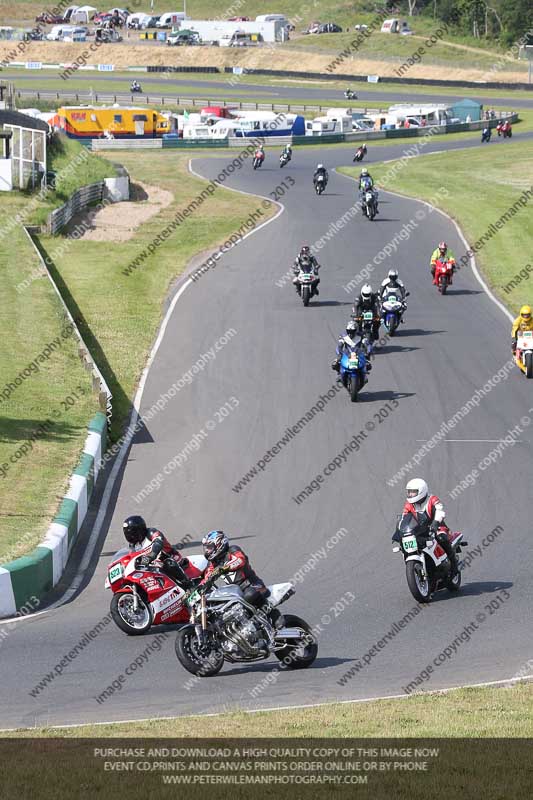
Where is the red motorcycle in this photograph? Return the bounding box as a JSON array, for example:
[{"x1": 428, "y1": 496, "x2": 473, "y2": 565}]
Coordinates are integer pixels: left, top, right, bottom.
[
  {"x1": 433, "y1": 259, "x2": 454, "y2": 294},
  {"x1": 105, "y1": 548, "x2": 207, "y2": 635}
]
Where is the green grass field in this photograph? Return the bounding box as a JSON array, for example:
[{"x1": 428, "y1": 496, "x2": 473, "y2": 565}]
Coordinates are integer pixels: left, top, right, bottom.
[
  {"x1": 0, "y1": 140, "x2": 116, "y2": 562},
  {"x1": 339, "y1": 139, "x2": 533, "y2": 313}
]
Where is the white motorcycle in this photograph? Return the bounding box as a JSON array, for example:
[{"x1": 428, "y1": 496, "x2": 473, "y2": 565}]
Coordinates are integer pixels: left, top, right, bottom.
[
  {"x1": 393, "y1": 512, "x2": 467, "y2": 603},
  {"x1": 515, "y1": 330, "x2": 533, "y2": 378},
  {"x1": 381, "y1": 290, "x2": 409, "y2": 335}
]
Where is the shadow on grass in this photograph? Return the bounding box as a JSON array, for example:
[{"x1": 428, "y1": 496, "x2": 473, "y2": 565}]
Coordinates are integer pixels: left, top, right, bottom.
[
  {"x1": 32, "y1": 236, "x2": 131, "y2": 443},
  {"x1": 0, "y1": 416, "x2": 80, "y2": 445}
]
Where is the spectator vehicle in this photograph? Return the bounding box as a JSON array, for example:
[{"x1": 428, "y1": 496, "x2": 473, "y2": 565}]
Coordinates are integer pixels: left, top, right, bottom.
[
  {"x1": 167, "y1": 29, "x2": 200, "y2": 46},
  {"x1": 156, "y1": 11, "x2": 186, "y2": 28},
  {"x1": 318, "y1": 23, "x2": 342, "y2": 33},
  {"x1": 228, "y1": 16, "x2": 250, "y2": 22},
  {"x1": 35, "y1": 13, "x2": 65, "y2": 24}
]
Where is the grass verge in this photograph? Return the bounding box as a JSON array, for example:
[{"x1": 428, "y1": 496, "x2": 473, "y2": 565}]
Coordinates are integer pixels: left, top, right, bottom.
[
  {"x1": 339, "y1": 139, "x2": 533, "y2": 312},
  {"x1": 0, "y1": 139, "x2": 118, "y2": 562},
  {"x1": 2, "y1": 682, "x2": 533, "y2": 737}
]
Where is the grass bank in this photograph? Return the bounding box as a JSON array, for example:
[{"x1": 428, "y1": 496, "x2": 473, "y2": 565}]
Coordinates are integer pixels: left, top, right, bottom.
[
  {"x1": 0, "y1": 139, "x2": 115, "y2": 562},
  {"x1": 339, "y1": 139, "x2": 533, "y2": 313}
]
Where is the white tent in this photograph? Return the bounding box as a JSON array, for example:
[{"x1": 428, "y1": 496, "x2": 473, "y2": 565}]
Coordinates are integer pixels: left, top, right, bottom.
[{"x1": 70, "y1": 6, "x2": 97, "y2": 23}]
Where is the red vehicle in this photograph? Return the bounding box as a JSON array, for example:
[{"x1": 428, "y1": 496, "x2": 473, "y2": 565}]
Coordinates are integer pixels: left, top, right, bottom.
[
  {"x1": 35, "y1": 12, "x2": 64, "y2": 23},
  {"x1": 433, "y1": 258, "x2": 454, "y2": 294},
  {"x1": 105, "y1": 548, "x2": 207, "y2": 635},
  {"x1": 228, "y1": 16, "x2": 250, "y2": 21}
]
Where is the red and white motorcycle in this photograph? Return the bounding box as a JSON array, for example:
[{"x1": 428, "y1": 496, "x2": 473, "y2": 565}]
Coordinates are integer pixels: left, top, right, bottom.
[
  {"x1": 392, "y1": 512, "x2": 467, "y2": 603},
  {"x1": 105, "y1": 548, "x2": 207, "y2": 635},
  {"x1": 432, "y1": 258, "x2": 454, "y2": 294}
]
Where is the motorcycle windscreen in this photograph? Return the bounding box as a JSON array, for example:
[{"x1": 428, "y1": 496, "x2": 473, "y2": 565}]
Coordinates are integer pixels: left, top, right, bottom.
[{"x1": 397, "y1": 512, "x2": 422, "y2": 536}]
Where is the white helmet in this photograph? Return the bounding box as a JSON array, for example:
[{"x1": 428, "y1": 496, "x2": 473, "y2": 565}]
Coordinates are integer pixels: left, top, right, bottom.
[
  {"x1": 317, "y1": 164, "x2": 324, "y2": 170},
  {"x1": 406, "y1": 478, "x2": 428, "y2": 504},
  {"x1": 361, "y1": 284, "x2": 372, "y2": 300},
  {"x1": 388, "y1": 269, "x2": 398, "y2": 280}
]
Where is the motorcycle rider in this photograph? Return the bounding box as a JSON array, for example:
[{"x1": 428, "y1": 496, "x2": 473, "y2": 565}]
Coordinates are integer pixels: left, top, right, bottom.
[
  {"x1": 122, "y1": 515, "x2": 194, "y2": 589},
  {"x1": 281, "y1": 143, "x2": 292, "y2": 161},
  {"x1": 313, "y1": 163, "x2": 328, "y2": 189},
  {"x1": 353, "y1": 143, "x2": 367, "y2": 162},
  {"x1": 199, "y1": 530, "x2": 283, "y2": 629},
  {"x1": 511, "y1": 305, "x2": 533, "y2": 353},
  {"x1": 380, "y1": 268, "x2": 406, "y2": 300},
  {"x1": 292, "y1": 245, "x2": 320, "y2": 296},
  {"x1": 353, "y1": 283, "x2": 381, "y2": 340},
  {"x1": 254, "y1": 144, "x2": 265, "y2": 163},
  {"x1": 380, "y1": 269, "x2": 407, "y2": 324},
  {"x1": 331, "y1": 319, "x2": 372, "y2": 383},
  {"x1": 130, "y1": 79, "x2": 141, "y2": 92},
  {"x1": 359, "y1": 168, "x2": 378, "y2": 214},
  {"x1": 430, "y1": 241, "x2": 456, "y2": 278},
  {"x1": 395, "y1": 479, "x2": 459, "y2": 577}
]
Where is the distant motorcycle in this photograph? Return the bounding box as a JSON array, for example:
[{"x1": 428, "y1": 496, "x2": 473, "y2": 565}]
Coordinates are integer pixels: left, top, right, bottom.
[
  {"x1": 381, "y1": 289, "x2": 409, "y2": 335},
  {"x1": 279, "y1": 151, "x2": 291, "y2": 168},
  {"x1": 362, "y1": 189, "x2": 377, "y2": 220},
  {"x1": 354, "y1": 310, "x2": 379, "y2": 356},
  {"x1": 344, "y1": 89, "x2": 357, "y2": 100},
  {"x1": 515, "y1": 330, "x2": 533, "y2": 378},
  {"x1": 130, "y1": 83, "x2": 142, "y2": 93},
  {"x1": 294, "y1": 260, "x2": 319, "y2": 306},
  {"x1": 392, "y1": 512, "x2": 467, "y2": 603},
  {"x1": 253, "y1": 152, "x2": 265, "y2": 170},
  {"x1": 481, "y1": 127, "x2": 491, "y2": 143},
  {"x1": 314, "y1": 174, "x2": 327, "y2": 195},
  {"x1": 353, "y1": 145, "x2": 367, "y2": 162},
  {"x1": 433, "y1": 258, "x2": 454, "y2": 294},
  {"x1": 339, "y1": 344, "x2": 367, "y2": 402}
]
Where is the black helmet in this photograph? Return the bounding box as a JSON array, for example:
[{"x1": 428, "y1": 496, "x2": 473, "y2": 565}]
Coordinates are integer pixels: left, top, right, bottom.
[
  {"x1": 123, "y1": 515, "x2": 148, "y2": 545},
  {"x1": 301, "y1": 245, "x2": 311, "y2": 256},
  {"x1": 202, "y1": 530, "x2": 229, "y2": 563}
]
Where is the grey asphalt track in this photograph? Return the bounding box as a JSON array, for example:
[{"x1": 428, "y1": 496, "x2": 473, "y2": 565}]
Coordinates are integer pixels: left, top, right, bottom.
[
  {"x1": 9, "y1": 71, "x2": 533, "y2": 109},
  {"x1": 1, "y1": 135, "x2": 532, "y2": 730}
]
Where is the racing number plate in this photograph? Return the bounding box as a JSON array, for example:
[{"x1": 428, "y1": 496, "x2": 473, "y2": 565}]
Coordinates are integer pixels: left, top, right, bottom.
[
  {"x1": 187, "y1": 590, "x2": 200, "y2": 607},
  {"x1": 402, "y1": 535, "x2": 418, "y2": 552},
  {"x1": 108, "y1": 563, "x2": 124, "y2": 583},
  {"x1": 363, "y1": 311, "x2": 373, "y2": 320}
]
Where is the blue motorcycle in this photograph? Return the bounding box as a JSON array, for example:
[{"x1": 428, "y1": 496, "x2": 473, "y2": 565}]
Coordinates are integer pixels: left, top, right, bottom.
[{"x1": 339, "y1": 345, "x2": 367, "y2": 402}]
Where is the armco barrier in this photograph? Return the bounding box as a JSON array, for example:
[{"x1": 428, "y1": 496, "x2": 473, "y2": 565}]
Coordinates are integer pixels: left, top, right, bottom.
[
  {"x1": 0, "y1": 412, "x2": 107, "y2": 617},
  {"x1": 47, "y1": 181, "x2": 103, "y2": 235}
]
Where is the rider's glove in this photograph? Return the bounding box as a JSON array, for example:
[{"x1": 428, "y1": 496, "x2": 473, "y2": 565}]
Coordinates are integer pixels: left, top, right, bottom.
[
  {"x1": 512, "y1": 339, "x2": 517, "y2": 353},
  {"x1": 429, "y1": 521, "x2": 440, "y2": 535}
]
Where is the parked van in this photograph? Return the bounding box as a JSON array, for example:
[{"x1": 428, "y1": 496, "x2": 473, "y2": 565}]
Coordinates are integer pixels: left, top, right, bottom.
[
  {"x1": 126, "y1": 12, "x2": 153, "y2": 29},
  {"x1": 255, "y1": 14, "x2": 288, "y2": 23},
  {"x1": 156, "y1": 11, "x2": 186, "y2": 28},
  {"x1": 46, "y1": 25, "x2": 87, "y2": 41}
]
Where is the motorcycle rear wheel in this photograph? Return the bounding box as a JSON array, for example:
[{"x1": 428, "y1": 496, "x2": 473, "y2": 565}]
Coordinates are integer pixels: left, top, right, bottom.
[
  {"x1": 406, "y1": 561, "x2": 431, "y2": 603},
  {"x1": 274, "y1": 614, "x2": 318, "y2": 669},
  {"x1": 175, "y1": 627, "x2": 224, "y2": 676},
  {"x1": 111, "y1": 592, "x2": 153, "y2": 635}
]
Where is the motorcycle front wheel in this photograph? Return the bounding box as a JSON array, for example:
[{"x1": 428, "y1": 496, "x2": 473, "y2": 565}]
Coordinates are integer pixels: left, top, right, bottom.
[
  {"x1": 175, "y1": 626, "x2": 224, "y2": 676},
  {"x1": 111, "y1": 592, "x2": 153, "y2": 635},
  {"x1": 302, "y1": 285, "x2": 311, "y2": 306},
  {"x1": 406, "y1": 561, "x2": 431, "y2": 603},
  {"x1": 349, "y1": 374, "x2": 360, "y2": 402},
  {"x1": 275, "y1": 614, "x2": 318, "y2": 669}
]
